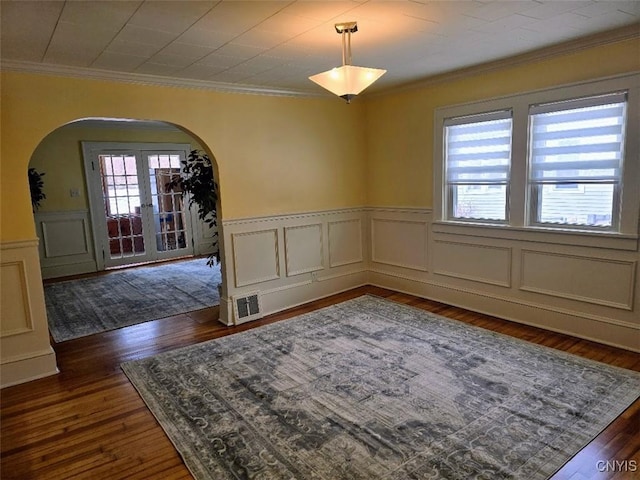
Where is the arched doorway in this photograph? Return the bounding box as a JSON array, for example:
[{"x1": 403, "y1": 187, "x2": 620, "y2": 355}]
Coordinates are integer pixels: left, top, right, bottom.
[
  {"x1": 29, "y1": 118, "x2": 218, "y2": 279},
  {"x1": 28, "y1": 117, "x2": 225, "y2": 339}
]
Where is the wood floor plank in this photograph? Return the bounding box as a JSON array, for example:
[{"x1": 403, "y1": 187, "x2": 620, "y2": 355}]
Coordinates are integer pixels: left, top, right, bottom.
[{"x1": 2, "y1": 285, "x2": 638, "y2": 479}]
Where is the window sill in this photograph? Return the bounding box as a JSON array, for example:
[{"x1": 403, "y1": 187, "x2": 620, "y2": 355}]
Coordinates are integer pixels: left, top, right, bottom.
[{"x1": 432, "y1": 221, "x2": 639, "y2": 252}]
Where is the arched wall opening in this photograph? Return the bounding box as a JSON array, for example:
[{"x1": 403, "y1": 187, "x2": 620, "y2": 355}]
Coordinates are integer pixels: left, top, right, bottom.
[
  {"x1": 29, "y1": 118, "x2": 222, "y2": 264},
  {"x1": 29, "y1": 115, "x2": 225, "y2": 279},
  {"x1": 21, "y1": 118, "x2": 224, "y2": 350},
  {"x1": 26, "y1": 116, "x2": 227, "y2": 341}
]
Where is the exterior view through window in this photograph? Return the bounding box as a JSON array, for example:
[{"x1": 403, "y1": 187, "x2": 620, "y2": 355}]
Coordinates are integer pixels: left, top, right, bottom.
[
  {"x1": 528, "y1": 93, "x2": 626, "y2": 229},
  {"x1": 444, "y1": 112, "x2": 512, "y2": 223},
  {"x1": 442, "y1": 90, "x2": 627, "y2": 232}
]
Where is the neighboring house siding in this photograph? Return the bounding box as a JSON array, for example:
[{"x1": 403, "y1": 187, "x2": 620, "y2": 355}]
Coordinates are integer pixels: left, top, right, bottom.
[{"x1": 458, "y1": 183, "x2": 613, "y2": 225}]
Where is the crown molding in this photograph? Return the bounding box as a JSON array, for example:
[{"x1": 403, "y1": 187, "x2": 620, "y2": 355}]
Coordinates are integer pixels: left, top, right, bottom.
[
  {"x1": 381, "y1": 23, "x2": 640, "y2": 96},
  {"x1": 0, "y1": 60, "x2": 322, "y2": 99},
  {"x1": 63, "y1": 118, "x2": 181, "y2": 131},
  {"x1": 1, "y1": 24, "x2": 637, "y2": 100}
]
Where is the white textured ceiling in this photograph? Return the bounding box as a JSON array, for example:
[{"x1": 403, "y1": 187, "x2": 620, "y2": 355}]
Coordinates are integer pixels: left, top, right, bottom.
[{"x1": 1, "y1": 0, "x2": 639, "y2": 96}]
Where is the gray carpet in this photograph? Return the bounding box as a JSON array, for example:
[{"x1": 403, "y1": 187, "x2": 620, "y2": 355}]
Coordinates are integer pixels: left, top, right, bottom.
[
  {"x1": 45, "y1": 259, "x2": 221, "y2": 343},
  {"x1": 122, "y1": 295, "x2": 640, "y2": 480}
]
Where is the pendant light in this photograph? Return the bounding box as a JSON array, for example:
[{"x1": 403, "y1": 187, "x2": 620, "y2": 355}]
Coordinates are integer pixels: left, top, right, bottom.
[{"x1": 309, "y1": 22, "x2": 386, "y2": 103}]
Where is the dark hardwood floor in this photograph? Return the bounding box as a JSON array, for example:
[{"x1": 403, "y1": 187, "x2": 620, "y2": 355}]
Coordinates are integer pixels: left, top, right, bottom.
[{"x1": 1, "y1": 286, "x2": 638, "y2": 479}]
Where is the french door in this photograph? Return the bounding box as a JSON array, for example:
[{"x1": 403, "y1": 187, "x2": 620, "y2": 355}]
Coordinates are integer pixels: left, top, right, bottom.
[{"x1": 84, "y1": 143, "x2": 194, "y2": 269}]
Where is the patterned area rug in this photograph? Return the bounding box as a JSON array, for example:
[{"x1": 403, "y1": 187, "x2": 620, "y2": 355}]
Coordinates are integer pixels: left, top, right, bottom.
[
  {"x1": 45, "y1": 259, "x2": 221, "y2": 343},
  {"x1": 122, "y1": 295, "x2": 640, "y2": 480}
]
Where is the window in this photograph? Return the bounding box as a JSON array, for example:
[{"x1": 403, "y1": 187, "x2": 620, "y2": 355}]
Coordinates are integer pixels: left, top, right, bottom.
[
  {"x1": 528, "y1": 93, "x2": 626, "y2": 230},
  {"x1": 444, "y1": 111, "x2": 512, "y2": 222},
  {"x1": 435, "y1": 74, "x2": 638, "y2": 239}
]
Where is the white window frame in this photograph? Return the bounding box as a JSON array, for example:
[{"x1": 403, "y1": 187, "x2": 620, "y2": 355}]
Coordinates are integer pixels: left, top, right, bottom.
[
  {"x1": 433, "y1": 73, "x2": 639, "y2": 251},
  {"x1": 527, "y1": 92, "x2": 627, "y2": 232},
  {"x1": 443, "y1": 110, "x2": 513, "y2": 224}
]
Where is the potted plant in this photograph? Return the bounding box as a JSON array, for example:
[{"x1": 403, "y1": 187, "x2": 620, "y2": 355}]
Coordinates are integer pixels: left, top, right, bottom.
[
  {"x1": 28, "y1": 168, "x2": 46, "y2": 212},
  {"x1": 167, "y1": 149, "x2": 219, "y2": 267}
]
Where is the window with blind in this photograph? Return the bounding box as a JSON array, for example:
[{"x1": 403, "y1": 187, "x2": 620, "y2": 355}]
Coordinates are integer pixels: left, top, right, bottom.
[
  {"x1": 444, "y1": 111, "x2": 512, "y2": 222},
  {"x1": 436, "y1": 75, "x2": 638, "y2": 241},
  {"x1": 528, "y1": 92, "x2": 627, "y2": 230}
]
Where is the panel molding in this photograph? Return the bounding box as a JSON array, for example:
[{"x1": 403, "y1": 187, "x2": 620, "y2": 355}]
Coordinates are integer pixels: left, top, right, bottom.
[
  {"x1": 284, "y1": 223, "x2": 324, "y2": 277},
  {"x1": 1, "y1": 239, "x2": 59, "y2": 387},
  {"x1": 232, "y1": 229, "x2": 280, "y2": 287},
  {"x1": 432, "y1": 240, "x2": 512, "y2": 288},
  {"x1": 0, "y1": 260, "x2": 34, "y2": 337},
  {"x1": 41, "y1": 219, "x2": 90, "y2": 258},
  {"x1": 369, "y1": 268, "x2": 639, "y2": 332},
  {"x1": 215, "y1": 206, "x2": 639, "y2": 351},
  {"x1": 519, "y1": 249, "x2": 636, "y2": 310},
  {"x1": 328, "y1": 219, "x2": 363, "y2": 268},
  {"x1": 34, "y1": 210, "x2": 97, "y2": 279},
  {"x1": 220, "y1": 208, "x2": 366, "y2": 325},
  {"x1": 368, "y1": 269, "x2": 639, "y2": 352},
  {"x1": 371, "y1": 218, "x2": 428, "y2": 271},
  {"x1": 369, "y1": 269, "x2": 640, "y2": 332}
]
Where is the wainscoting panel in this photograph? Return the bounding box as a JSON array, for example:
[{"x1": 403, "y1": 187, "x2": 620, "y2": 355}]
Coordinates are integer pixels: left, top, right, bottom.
[
  {"x1": 222, "y1": 209, "x2": 367, "y2": 325},
  {"x1": 284, "y1": 224, "x2": 323, "y2": 276},
  {"x1": 42, "y1": 219, "x2": 88, "y2": 258},
  {"x1": 218, "y1": 206, "x2": 640, "y2": 349},
  {"x1": 371, "y1": 218, "x2": 428, "y2": 271},
  {"x1": 34, "y1": 210, "x2": 97, "y2": 279},
  {"x1": 432, "y1": 240, "x2": 512, "y2": 288},
  {"x1": 520, "y1": 250, "x2": 635, "y2": 310},
  {"x1": 232, "y1": 229, "x2": 280, "y2": 288},
  {"x1": 0, "y1": 260, "x2": 33, "y2": 337},
  {"x1": 367, "y1": 207, "x2": 639, "y2": 352},
  {"x1": 1, "y1": 240, "x2": 58, "y2": 387},
  {"x1": 328, "y1": 219, "x2": 363, "y2": 268}
]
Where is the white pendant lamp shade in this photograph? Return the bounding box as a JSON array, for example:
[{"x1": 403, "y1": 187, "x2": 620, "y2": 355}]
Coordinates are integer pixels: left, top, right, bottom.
[
  {"x1": 309, "y1": 65, "x2": 386, "y2": 103},
  {"x1": 309, "y1": 22, "x2": 386, "y2": 103}
]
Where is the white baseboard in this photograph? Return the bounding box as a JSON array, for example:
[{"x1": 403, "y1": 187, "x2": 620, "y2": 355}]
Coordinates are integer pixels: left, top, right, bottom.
[
  {"x1": 1, "y1": 347, "x2": 59, "y2": 389},
  {"x1": 260, "y1": 270, "x2": 368, "y2": 318},
  {"x1": 220, "y1": 269, "x2": 368, "y2": 325},
  {"x1": 369, "y1": 270, "x2": 640, "y2": 353},
  {"x1": 41, "y1": 260, "x2": 98, "y2": 280}
]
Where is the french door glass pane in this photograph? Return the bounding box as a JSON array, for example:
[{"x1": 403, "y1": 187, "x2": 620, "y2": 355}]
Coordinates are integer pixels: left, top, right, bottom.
[
  {"x1": 99, "y1": 154, "x2": 146, "y2": 259},
  {"x1": 147, "y1": 154, "x2": 188, "y2": 252}
]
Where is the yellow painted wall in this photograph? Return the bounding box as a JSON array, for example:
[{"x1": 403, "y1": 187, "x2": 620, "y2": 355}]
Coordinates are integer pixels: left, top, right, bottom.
[
  {"x1": 365, "y1": 37, "x2": 640, "y2": 208},
  {"x1": 1, "y1": 73, "x2": 367, "y2": 242},
  {"x1": 29, "y1": 125, "x2": 204, "y2": 213}
]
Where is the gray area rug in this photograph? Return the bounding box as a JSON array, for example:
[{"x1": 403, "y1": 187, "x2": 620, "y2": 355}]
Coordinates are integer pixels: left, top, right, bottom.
[
  {"x1": 122, "y1": 295, "x2": 640, "y2": 480},
  {"x1": 45, "y1": 259, "x2": 220, "y2": 343}
]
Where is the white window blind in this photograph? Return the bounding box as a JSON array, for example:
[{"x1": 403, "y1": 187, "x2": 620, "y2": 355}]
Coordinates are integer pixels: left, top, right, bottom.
[
  {"x1": 444, "y1": 111, "x2": 512, "y2": 222},
  {"x1": 529, "y1": 92, "x2": 626, "y2": 185},
  {"x1": 445, "y1": 111, "x2": 512, "y2": 185},
  {"x1": 527, "y1": 92, "x2": 627, "y2": 229},
  {"x1": 436, "y1": 75, "x2": 638, "y2": 236}
]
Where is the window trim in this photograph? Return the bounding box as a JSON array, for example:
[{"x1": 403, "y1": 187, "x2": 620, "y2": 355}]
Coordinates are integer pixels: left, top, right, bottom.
[
  {"x1": 443, "y1": 109, "x2": 513, "y2": 224},
  {"x1": 526, "y1": 92, "x2": 627, "y2": 232},
  {"x1": 434, "y1": 73, "x2": 639, "y2": 242}
]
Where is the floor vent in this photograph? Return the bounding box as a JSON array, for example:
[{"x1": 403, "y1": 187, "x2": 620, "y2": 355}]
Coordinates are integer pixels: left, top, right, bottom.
[{"x1": 233, "y1": 292, "x2": 262, "y2": 323}]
